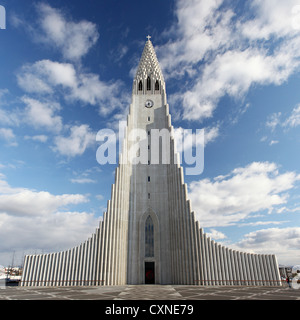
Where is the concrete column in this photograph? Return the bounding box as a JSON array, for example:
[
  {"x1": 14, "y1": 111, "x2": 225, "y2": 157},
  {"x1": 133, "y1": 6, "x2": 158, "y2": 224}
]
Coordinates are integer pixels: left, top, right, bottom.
[
  {"x1": 271, "y1": 255, "x2": 281, "y2": 286},
  {"x1": 190, "y1": 213, "x2": 199, "y2": 285},
  {"x1": 232, "y1": 250, "x2": 239, "y2": 285},
  {"x1": 203, "y1": 235, "x2": 211, "y2": 285},
  {"x1": 254, "y1": 254, "x2": 262, "y2": 286},
  {"x1": 207, "y1": 238, "x2": 214, "y2": 285},
  {"x1": 214, "y1": 242, "x2": 220, "y2": 286},
  {"x1": 227, "y1": 249, "x2": 233, "y2": 285},
  {"x1": 244, "y1": 253, "x2": 251, "y2": 286},
  {"x1": 32, "y1": 255, "x2": 39, "y2": 287},
  {"x1": 48, "y1": 253, "x2": 55, "y2": 286},
  {"x1": 258, "y1": 255, "x2": 266, "y2": 286},
  {"x1": 60, "y1": 251, "x2": 66, "y2": 286},
  {"x1": 65, "y1": 249, "x2": 72, "y2": 286},
  {"x1": 250, "y1": 254, "x2": 258, "y2": 286},
  {"x1": 40, "y1": 254, "x2": 48, "y2": 287},
  {"x1": 262, "y1": 255, "x2": 270, "y2": 286},
  {"x1": 223, "y1": 247, "x2": 230, "y2": 285},
  {"x1": 96, "y1": 224, "x2": 103, "y2": 285},
  {"x1": 194, "y1": 221, "x2": 201, "y2": 285},
  {"x1": 199, "y1": 228, "x2": 206, "y2": 286},
  {"x1": 236, "y1": 252, "x2": 243, "y2": 285},
  {"x1": 21, "y1": 255, "x2": 29, "y2": 286},
  {"x1": 241, "y1": 252, "x2": 248, "y2": 286}
]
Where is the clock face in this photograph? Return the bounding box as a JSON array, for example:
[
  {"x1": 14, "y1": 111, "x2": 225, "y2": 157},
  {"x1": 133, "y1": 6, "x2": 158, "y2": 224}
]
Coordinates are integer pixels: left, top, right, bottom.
[{"x1": 145, "y1": 100, "x2": 154, "y2": 108}]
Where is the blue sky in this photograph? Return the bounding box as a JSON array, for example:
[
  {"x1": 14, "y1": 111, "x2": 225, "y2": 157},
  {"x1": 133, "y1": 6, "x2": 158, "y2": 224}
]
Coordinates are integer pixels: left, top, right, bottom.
[{"x1": 0, "y1": 0, "x2": 300, "y2": 267}]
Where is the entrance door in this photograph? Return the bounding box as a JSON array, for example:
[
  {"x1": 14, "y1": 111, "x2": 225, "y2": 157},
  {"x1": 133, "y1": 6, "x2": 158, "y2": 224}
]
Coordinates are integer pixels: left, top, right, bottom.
[{"x1": 145, "y1": 262, "x2": 155, "y2": 284}]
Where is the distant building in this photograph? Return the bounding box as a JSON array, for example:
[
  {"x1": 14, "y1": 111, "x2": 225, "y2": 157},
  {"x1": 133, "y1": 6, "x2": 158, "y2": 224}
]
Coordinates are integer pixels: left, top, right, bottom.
[{"x1": 20, "y1": 38, "x2": 281, "y2": 287}]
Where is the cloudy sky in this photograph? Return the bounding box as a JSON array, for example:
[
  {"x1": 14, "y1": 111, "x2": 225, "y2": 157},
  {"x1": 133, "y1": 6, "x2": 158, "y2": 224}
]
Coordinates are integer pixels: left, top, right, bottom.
[{"x1": 0, "y1": 0, "x2": 300, "y2": 267}]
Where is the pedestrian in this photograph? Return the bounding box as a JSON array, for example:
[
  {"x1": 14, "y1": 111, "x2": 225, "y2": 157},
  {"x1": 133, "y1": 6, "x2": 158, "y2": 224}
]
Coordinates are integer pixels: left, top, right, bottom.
[{"x1": 286, "y1": 277, "x2": 291, "y2": 288}]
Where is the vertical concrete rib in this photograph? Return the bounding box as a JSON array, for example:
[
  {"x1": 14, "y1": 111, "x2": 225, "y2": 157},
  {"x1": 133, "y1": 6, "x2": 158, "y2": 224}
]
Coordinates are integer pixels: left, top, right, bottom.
[
  {"x1": 271, "y1": 255, "x2": 281, "y2": 286},
  {"x1": 192, "y1": 218, "x2": 200, "y2": 285},
  {"x1": 258, "y1": 255, "x2": 266, "y2": 286},
  {"x1": 195, "y1": 223, "x2": 202, "y2": 286},
  {"x1": 223, "y1": 247, "x2": 229, "y2": 285},
  {"x1": 215, "y1": 242, "x2": 221, "y2": 286},
  {"x1": 199, "y1": 228, "x2": 206, "y2": 285},
  {"x1": 254, "y1": 254, "x2": 262, "y2": 286},
  {"x1": 227, "y1": 249, "x2": 233, "y2": 285},
  {"x1": 203, "y1": 234, "x2": 211, "y2": 285},
  {"x1": 245, "y1": 252, "x2": 251, "y2": 286},
  {"x1": 263, "y1": 255, "x2": 270, "y2": 286},
  {"x1": 209, "y1": 239, "x2": 215, "y2": 285},
  {"x1": 230, "y1": 250, "x2": 236, "y2": 285},
  {"x1": 26, "y1": 256, "x2": 33, "y2": 287},
  {"x1": 40, "y1": 254, "x2": 47, "y2": 286},
  {"x1": 21, "y1": 255, "x2": 29, "y2": 286}
]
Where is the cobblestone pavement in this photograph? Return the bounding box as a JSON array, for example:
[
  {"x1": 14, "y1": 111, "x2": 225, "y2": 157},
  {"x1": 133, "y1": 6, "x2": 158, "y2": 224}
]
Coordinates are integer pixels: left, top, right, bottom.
[{"x1": 0, "y1": 284, "x2": 299, "y2": 300}]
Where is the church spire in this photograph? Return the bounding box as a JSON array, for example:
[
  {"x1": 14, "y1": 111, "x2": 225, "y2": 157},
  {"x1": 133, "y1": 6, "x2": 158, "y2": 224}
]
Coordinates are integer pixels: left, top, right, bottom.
[{"x1": 134, "y1": 36, "x2": 165, "y2": 94}]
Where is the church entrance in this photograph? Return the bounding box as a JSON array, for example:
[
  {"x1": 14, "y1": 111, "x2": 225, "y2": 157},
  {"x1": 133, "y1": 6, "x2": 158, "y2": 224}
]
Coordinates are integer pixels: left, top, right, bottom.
[{"x1": 145, "y1": 262, "x2": 155, "y2": 284}]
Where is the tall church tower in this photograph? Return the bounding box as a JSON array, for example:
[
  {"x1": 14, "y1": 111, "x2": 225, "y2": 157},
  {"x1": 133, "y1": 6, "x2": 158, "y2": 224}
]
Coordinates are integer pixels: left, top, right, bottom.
[
  {"x1": 21, "y1": 38, "x2": 281, "y2": 287},
  {"x1": 127, "y1": 37, "x2": 175, "y2": 284}
]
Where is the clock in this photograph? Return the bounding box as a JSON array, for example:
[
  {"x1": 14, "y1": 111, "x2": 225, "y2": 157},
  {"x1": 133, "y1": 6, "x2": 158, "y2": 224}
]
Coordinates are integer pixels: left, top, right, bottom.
[{"x1": 145, "y1": 100, "x2": 154, "y2": 108}]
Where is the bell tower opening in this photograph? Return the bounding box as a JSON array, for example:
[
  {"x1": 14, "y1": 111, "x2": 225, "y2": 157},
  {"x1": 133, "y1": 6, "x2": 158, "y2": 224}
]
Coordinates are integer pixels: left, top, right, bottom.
[{"x1": 147, "y1": 76, "x2": 151, "y2": 91}]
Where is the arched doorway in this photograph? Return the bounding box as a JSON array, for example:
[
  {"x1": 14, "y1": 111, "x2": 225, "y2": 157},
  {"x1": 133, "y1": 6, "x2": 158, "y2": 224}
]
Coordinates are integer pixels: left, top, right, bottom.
[{"x1": 145, "y1": 262, "x2": 155, "y2": 284}]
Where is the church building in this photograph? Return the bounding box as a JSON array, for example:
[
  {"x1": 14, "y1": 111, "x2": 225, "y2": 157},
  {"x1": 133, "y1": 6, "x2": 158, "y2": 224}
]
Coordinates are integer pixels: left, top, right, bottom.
[{"x1": 20, "y1": 38, "x2": 281, "y2": 287}]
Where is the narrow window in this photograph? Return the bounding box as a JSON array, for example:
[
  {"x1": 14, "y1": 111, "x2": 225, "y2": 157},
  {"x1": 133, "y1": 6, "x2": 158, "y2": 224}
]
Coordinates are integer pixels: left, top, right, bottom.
[
  {"x1": 147, "y1": 76, "x2": 151, "y2": 91},
  {"x1": 138, "y1": 80, "x2": 143, "y2": 91},
  {"x1": 148, "y1": 116, "x2": 151, "y2": 121},
  {"x1": 148, "y1": 176, "x2": 150, "y2": 182},
  {"x1": 145, "y1": 215, "x2": 154, "y2": 257},
  {"x1": 148, "y1": 193, "x2": 150, "y2": 200},
  {"x1": 155, "y1": 80, "x2": 159, "y2": 91}
]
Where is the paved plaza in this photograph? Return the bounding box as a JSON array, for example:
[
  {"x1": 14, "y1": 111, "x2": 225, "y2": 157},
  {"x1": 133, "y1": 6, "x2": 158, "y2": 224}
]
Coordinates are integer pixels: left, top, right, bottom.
[{"x1": 0, "y1": 284, "x2": 299, "y2": 300}]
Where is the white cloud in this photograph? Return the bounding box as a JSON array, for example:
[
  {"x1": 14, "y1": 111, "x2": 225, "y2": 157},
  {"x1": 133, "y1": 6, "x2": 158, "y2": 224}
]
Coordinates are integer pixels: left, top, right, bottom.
[
  {"x1": 24, "y1": 135, "x2": 48, "y2": 143},
  {"x1": 0, "y1": 174, "x2": 98, "y2": 265},
  {"x1": 233, "y1": 227, "x2": 300, "y2": 265},
  {"x1": 158, "y1": 0, "x2": 300, "y2": 121},
  {"x1": 0, "y1": 128, "x2": 18, "y2": 146},
  {"x1": 96, "y1": 194, "x2": 104, "y2": 201},
  {"x1": 240, "y1": 0, "x2": 300, "y2": 40},
  {"x1": 284, "y1": 105, "x2": 300, "y2": 128},
  {"x1": 17, "y1": 60, "x2": 77, "y2": 94},
  {"x1": 21, "y1": 96, "x2": 63, "y2": 133},
  {"x1": 17, "y1": 60, "x2": 128, "y2": 116},
  {"x1": 206, "y1": 229, "x2": 227, "y2": 241},
  {"x1": 265, "y1": 104, "x2": 300, "y2": 133},
  {"x1": 269, "y1": 140, "x2": 279, "y2": 146},
  {"x1": 238, "y1": 220, "x2": 289, "y2": 227},
  {"x1": 70, "y1": 178, "x2": 97, "y2": 184},
  {"x1": 266, "y1": 112, "x2": 282, "y2": 131},
  {"x1": 35, "y1": 3, "x2": 99, "y2": 61},
  {"x1": 188, "y1": 162, "x2": 300, "y2": 227},
  {"x1": 0, "y1": 128, "x2": 15, "y2": 141},
  {"x1": 53, "y1": 124, "x2": 95, "y2": 157},
  {"x1": 0, "y1": 190, "x2": 88, "y2": 217}
]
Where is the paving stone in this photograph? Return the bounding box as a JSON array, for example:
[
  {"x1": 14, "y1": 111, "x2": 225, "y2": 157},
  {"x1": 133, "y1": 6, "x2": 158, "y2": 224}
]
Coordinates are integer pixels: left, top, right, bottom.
[{"x1": 0, "y1": 285, "x2": 299, "y2": 300}]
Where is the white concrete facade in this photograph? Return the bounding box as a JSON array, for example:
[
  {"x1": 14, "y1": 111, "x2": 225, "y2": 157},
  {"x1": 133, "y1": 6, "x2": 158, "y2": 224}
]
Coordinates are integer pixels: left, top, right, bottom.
[{"x1": 20, "y1": 39, "x2": 282, "y2": 287}]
